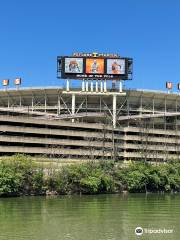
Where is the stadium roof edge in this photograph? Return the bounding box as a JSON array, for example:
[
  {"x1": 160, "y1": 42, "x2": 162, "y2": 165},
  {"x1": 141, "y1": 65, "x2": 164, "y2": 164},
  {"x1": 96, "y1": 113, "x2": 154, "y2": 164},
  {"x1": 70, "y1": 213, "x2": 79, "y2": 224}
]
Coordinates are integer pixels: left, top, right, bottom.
[
  {"x1": 126, "y1": 88, "x2": 180, "y2": 96},
  {"x1": 0, "y1": 86, "x2": 179, "y2": 98},
  {"x1": 0, "y1": 86, "x2": 63, "y2": 91}
]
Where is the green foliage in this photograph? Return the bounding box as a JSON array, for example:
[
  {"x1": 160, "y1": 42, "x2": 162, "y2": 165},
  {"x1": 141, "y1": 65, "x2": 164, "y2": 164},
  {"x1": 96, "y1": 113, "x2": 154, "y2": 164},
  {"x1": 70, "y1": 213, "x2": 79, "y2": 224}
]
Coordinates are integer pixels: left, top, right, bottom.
[
  {"x1": 100, "y1": 174, "x2": 116, "y2": 192},
  {"x1": 126, "y1": 171, "x2": 146, "y2": 192},
  {"x1": 0, "y1": 154, "x2": 45, "y2": 196},
  {"x1": 80, "y1": 176, "x2": 101, "y2": 194},
  {"x1": 46, "y1": 161, "x2": 117, "y2": 195},
  {"x1": 0, "y1": 164, "x2": 22, "y2": 195},
  {"x1": 0, "y1": 155, "x2": 180, "y2": 196},
  {"x1": 32, "y1": 170, "x2": 45, "y2": 194},
  {"x1": 115, "y1": 161, "x2": 180, "y2": 193}
]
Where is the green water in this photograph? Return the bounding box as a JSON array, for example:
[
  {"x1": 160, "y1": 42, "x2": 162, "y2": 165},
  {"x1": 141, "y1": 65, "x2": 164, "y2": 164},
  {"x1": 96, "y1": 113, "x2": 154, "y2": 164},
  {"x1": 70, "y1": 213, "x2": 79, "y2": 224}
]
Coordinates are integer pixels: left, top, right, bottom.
[{"x1": 0, "y1": 194, "x2": 179, "y2": 240}]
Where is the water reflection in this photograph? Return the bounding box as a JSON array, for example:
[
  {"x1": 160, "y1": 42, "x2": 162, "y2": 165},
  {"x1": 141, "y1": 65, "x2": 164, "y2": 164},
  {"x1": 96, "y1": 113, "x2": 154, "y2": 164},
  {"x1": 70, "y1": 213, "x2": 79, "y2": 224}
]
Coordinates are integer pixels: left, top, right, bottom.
[{"x1": 0, "y1": 194, "x2": 179, "y2": 240}]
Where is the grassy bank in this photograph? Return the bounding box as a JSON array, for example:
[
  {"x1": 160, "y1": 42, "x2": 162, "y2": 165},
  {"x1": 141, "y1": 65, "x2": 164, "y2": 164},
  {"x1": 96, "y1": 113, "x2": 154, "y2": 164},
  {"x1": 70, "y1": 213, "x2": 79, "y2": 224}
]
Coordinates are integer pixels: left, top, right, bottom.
[{"x1": 0, "y1": 155, "x2": 180, "y2": 196}]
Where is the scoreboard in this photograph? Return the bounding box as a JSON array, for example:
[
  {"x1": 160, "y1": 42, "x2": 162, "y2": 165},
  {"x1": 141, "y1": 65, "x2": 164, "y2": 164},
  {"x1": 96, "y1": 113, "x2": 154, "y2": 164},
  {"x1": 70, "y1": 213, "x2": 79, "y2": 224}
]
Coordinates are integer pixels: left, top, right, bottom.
[{"x1": 57, "y1": 53, "x2": 133, "y2": 80}]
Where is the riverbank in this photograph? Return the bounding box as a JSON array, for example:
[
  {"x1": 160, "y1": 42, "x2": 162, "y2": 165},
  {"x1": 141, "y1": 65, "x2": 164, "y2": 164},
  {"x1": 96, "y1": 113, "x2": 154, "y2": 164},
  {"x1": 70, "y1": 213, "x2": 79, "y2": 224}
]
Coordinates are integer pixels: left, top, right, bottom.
[{"x1": 0, "y1": 155, "x2": 180, "y2": 197}]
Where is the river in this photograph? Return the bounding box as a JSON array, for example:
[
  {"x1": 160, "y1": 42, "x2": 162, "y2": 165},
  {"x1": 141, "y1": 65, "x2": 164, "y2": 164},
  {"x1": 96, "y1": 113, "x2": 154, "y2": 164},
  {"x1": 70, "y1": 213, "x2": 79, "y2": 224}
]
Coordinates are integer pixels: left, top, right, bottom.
[{"x1": 0, "y1": 194, "x2": 179, "y2": 240}]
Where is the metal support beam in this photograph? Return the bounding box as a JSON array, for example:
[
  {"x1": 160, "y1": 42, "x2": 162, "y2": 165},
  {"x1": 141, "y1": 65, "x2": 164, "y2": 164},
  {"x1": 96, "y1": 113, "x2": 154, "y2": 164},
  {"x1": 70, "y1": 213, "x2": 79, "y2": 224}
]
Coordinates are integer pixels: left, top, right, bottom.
[
  {"x1": 31, "y1": 96, "x2": 34, "y2": 112},
  {"x1": 104, "y1": 80, "x2": 107, "y2": 93},
  {"x1": 8, "y1": 96, "x2": 10, "y2": 108},
  {"x1": 66, "y1": 79, "x2": 70, "y2": 92},
  {"x1": 57, "y1": 95, "x2": 61, "y2": 115},
  {"x1": 91, "y1": 81, "x2": 93, "y2": 92},
  {"x1": 86, "y1": 81, "x2": 88, "y2": 92},
  {"x1": 165, "y1": 97, "x2": 167, "y2": 113},
  {"x1": 113, "y1": 94, "x2": 117, "y2": 128},
  {"x1": 44, "y1": 94, "x2": 47, "y2": 113},
  {"x1": 60, "y1": 96, "x2": 71, "y2": 115},
  {"x1": 100, "y1": 80, "x2": 103, "y2": 93},
  {"x1": 152, "y1": 95, "x2": 155, "y2": 129},
  {"x1": 127, "y1": 99, "x2": 129, "y2": 116},
  {"x1": 119, "y1": 81, "x2": 122, "y2": 93},
  {"x1": 96, "y1": 81, "x2": 98, "y2": 92},
  {"x1": 82, "y1": 80, "x2": 85, "y2": 92},
  {"x1": 72, "y1": 93, "x2": 75, "y2": 123},
  {"x1": 164, "y1": 96, "x2": 167, "y2": 130},
  {"x1": 19, "y1": 96, "x2": 22, "y2": 107},
  {"x1": 140, "y1": 94, "x2": 143, "y2": 115},
  {"x1": 152, "y1": 96, "x2": 155, "y2": 115}
]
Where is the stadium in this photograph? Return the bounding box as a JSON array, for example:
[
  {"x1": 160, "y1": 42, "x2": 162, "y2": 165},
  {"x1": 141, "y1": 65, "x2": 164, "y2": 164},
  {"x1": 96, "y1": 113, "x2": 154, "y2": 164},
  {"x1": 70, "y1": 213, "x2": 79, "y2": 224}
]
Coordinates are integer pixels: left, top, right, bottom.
[{"x1": 0, "y1": 84, "x2": 180, "y2": 163}]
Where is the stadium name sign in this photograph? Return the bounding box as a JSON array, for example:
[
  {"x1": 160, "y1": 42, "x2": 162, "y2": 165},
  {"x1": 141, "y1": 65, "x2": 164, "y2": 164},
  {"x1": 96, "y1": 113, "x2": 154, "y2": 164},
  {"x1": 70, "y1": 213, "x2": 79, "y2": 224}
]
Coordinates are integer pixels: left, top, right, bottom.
[
  {"x1": 72, "y1": 52, "x2": 120, "y2": 58},
  {"x1": 57, "y1": 53, "x2": 133, "y2": 80}
]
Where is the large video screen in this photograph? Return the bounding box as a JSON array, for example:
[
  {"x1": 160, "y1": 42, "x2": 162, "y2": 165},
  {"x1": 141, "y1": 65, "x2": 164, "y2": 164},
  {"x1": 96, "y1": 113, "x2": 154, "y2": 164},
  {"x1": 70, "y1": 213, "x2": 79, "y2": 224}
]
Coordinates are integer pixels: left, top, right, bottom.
[
  {"x1": 65, "y1": 58, "x2": 83, "y2": 73},
  {"x1": 107, "y1": 59, "x2": 125, "y2": 74},
  {"x1": 86, "y1": 58, "x2": 104, "y2": 74},
  {"x1": 58, "y1": 55, "x2": 132, "y2": 80}
]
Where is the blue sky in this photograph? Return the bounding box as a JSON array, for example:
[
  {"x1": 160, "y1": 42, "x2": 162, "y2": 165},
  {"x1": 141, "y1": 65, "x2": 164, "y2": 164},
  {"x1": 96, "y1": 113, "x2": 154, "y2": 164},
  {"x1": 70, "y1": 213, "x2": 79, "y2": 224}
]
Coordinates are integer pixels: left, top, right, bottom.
[{"x1": 0, "y1": 0, "x2": 180, "y2": 91}]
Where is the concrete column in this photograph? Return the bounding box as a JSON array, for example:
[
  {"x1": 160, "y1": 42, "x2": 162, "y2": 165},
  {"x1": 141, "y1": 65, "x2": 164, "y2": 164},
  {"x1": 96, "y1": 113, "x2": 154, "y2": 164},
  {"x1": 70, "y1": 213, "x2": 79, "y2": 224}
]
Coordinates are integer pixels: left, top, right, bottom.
[
  {"x1": 96, "y1": 81, "x2": 98, "y2": 92},
  {"x1": 104, "y1": 80, "x2": 107, "y2": 93},
  {"x1": 72, "y1": 93, "x2": 75, "y2": 123},
  {"x1": 119, "y1": 81, "x2": 122, "y2": 92},
  {"x1": 91, "y1": 81, "x2": 93, "y2": 92},
  {"x1": 82, "y1": 80, "x2": 85, "y2": 92},
  {"x1": 66, "y1": 79, "x2": 70, "y2": 92},
  {"x1": 113, "y1": 94, "x2": 117, "y2": 128}
]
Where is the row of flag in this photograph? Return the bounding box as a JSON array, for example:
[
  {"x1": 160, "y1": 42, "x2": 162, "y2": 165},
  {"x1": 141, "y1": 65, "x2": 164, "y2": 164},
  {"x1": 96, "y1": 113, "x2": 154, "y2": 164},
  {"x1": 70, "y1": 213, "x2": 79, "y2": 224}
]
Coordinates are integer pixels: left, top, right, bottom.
[
  {"x1": 166, "y1": 82, "x2": 180, "y2": 90},
  {"x1": 2, "y1": 78, "x2": 21, "y2": 86}
]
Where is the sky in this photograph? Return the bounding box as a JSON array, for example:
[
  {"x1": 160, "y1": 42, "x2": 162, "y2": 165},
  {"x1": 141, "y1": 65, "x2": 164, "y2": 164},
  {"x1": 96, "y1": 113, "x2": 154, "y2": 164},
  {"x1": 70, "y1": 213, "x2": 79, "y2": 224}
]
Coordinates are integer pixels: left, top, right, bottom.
[{"x1": 0, "y1": 0, "x2": 180, "y2": 91}]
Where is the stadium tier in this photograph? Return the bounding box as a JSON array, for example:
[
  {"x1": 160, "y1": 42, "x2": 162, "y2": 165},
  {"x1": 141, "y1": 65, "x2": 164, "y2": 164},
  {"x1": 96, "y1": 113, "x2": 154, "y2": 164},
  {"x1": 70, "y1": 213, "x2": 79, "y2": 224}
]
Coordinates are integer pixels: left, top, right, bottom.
[{"x1": 0, "y1": 87, "x2": 180, "y2": 162}]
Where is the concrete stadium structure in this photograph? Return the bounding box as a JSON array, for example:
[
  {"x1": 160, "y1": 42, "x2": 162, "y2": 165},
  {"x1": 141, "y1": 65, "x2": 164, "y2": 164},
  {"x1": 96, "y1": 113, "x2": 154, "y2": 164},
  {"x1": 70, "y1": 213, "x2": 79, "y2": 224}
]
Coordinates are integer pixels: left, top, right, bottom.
[{"x1": 0, "y1": 86, "x2": 180, "y2": 162}]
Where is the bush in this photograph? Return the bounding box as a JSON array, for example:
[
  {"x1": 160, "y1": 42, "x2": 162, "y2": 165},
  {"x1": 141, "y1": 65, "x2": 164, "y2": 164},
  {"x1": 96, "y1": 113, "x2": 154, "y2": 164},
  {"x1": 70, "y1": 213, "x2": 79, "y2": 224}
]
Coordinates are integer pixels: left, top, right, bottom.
[
  {"x1": 80, "y1": 176, "x2": 101, "y2": 194},
  {"x1": 0, "y1": 154, "x2": 45, "y2": 196},
  {"x1": 0, "y1": 155, "x2": 180, "y2": 196},
  {"x1": 0, "y1": 164, "x2": 22, "y2": 196}
]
